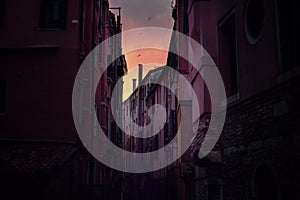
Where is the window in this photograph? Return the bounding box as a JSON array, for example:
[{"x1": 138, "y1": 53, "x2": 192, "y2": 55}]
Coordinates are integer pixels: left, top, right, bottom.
[
  {"x1": 245, "y1": 0, "x2": 265, "y2": 44},
  {"x1": 207, "y1": 185, "x2": 221, "y2": 200},
  {"x1": 218, "y1": 10, "x2": 238, "y2": 98},
  {"x1": 0, "y1": 80, "x2": 7, "y2": 115},
  {"x1": 80, "y1": 0, "x2": 85, "y2": 40},
  {"x1": 276, "y1": 0, "x2": 300, "y2": 72},
  {"x1": 79, "y1": 159, "x2": 89, "y2": 184},
  {"x1": 0, "y1": 1, "x2": 5, "y2": 30},
  {"x1": 155, "y1": 134, "x2": 159, "y2": 150},
  {"x1": 107, "y1": 109, "x2": 110, "y2": 138},
  {"x1": 164, "y1": 122, "x2": 169, "y2": 146},
  {"x1": 95, "y1": 105, "x2": 100, "y2": 122},
  {"x1": 204, "y1": 182, "x2": 223, "y2": 200},
  {"x1": 39, "y1": 0, "x2": 67, "y2": 29},
  {"x1": 183, "y1": 0, "x2": 189, "y2": 35},
  {"x1": 171, "y1": 110, "x2": 177, "y2": 137},
  {"x1": 253, "y1": 165, "x2": 279, "y2": 200},
  {"x1": 90, "y1": 161, "x2": 96, "y2": 184}
]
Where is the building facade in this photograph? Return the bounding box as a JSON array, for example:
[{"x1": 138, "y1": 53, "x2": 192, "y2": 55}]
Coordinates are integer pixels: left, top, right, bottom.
[
  {"x1": 179, "y1": 0, "x2": 300, "y2": 199},
  {"x1": 0, "y1": 0, "x2": 127, "y2": 199}
]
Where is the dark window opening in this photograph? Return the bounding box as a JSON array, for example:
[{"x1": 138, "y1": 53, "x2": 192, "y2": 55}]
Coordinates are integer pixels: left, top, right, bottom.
[
  {"x1": 208, "y1": 184, "x2": 221, "y2": 200},
  {"x1": 164, "y1": 122, "x2": 169, "y2": 146},
  {"x1": 218, "y1": 10, "x2": 238, "y2": 98},
  {"x1": 183, "y1": 0, "x2": 189, "y2": 35},
  {"x1": 0, "y1": 80, "x2": 7, "y2": 115},
  {"x1": 277, "y1": 0, "x2": 300, "y2": 72},
  {"x1": 90, "y1": 161, "x2": 96, "y2": 184},
  {"x1": 155, "y1": 134, "x2": 159, "y2": 149},
  {"x1": 253, "y1": 165, "x2": 279, "y2": 200},
  {"x1": 39, "y1": 0, "x2": 67, "y2": 29},
  {"x1": 171, "y1": 110, "x2": 177, "y2": 137},
  {"x1": 245, "y1": 0, "x2": 265, "y2": 44},
  {"x1": 95, "y1": 105, "x2": 100, "y2": 122},
  {"x1": 80, "y1": 0, "x2": 85, "y2": 40},
  {"x1": 0, "y1": 1, "x2": 5, "y2": 30}
]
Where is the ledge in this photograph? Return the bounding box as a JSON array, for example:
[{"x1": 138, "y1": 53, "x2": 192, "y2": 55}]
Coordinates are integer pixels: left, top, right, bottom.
[
  {"x1": 0, "y1": 45, "x2": 59, "y2": 52},
  {"x1": 277, "y1": 67, "x2": 300, "y2": 85},
  {"x1": 35, "y1": 27, "x2": 65, "y2": 31}
]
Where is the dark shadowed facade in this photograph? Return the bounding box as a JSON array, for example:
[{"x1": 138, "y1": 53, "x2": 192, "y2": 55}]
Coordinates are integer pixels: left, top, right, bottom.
[
  {"x1": 187, "y1": 0, "x2": 300, "y2": 199},
  {"x1": 0, "y1": 0, "x2": 127, "y2": 199}
]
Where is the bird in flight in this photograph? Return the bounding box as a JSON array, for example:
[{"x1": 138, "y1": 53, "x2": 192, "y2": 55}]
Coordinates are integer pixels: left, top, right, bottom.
[
  {"x1": 147, "y1": 17, "x2": 152, "y2": 21},
  {"x1": 137, "y1": 54, "x2": 141, "y2": 58}
]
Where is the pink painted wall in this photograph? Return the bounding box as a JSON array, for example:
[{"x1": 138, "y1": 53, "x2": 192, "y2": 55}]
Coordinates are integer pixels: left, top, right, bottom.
[
  {"x1": 0, "y1": 0, "x2": 110, "y2": 142},
  {"x1": 188, "y1": 0, "x2": 279, "y2": 112}
]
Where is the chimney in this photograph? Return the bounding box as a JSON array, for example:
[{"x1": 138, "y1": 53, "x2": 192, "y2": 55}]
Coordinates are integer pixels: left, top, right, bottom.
[
  {"x1": 132, "y1": 79, "x2": 137, "y2": 91},
  {"x1": 138, "y1": 64, "x2": 143, "y2": 87}
]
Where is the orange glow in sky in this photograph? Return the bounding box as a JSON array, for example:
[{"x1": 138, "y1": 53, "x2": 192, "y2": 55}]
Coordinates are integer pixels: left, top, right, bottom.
[
  {"x1": 122, "y1": 49, "x2": 169, "y2": 100},
  {"x1": 125, "y1": 49, "x2": 169, "y2": 70}
]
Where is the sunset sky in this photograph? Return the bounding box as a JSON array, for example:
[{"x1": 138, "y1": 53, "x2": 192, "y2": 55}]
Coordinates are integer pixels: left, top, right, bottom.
[{"x1": 109, "y1": 0, "x2": 174, "y2": 100}]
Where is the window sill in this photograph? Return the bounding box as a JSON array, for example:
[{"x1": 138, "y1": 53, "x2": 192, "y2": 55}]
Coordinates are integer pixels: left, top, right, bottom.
[
  {"x1": 277, "y1": 67, "x2": 300, "y2": 84},
  {"x1": 0, "y1": 45, "x2": 59, "y2": 52},
  {"x1": 35, "y1": 28, "x2": 65, "y2": 31},
  {"x1": 226, "y1": 93, "x2": 239, "y2": 106}
]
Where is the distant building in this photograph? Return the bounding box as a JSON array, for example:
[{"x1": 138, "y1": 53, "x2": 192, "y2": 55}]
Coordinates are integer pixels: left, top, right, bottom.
[{"x1": 123, "y1": 65, "x2": 179, "y2": 200}]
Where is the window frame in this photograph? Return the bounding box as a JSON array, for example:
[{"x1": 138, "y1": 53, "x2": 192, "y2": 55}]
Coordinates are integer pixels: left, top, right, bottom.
[
  {"x1": 275, "y1": 0, "x2": 300, "y2": 73},
  {"x1": 218, "y1": 8, "x2": 240, "y2": 103}
]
